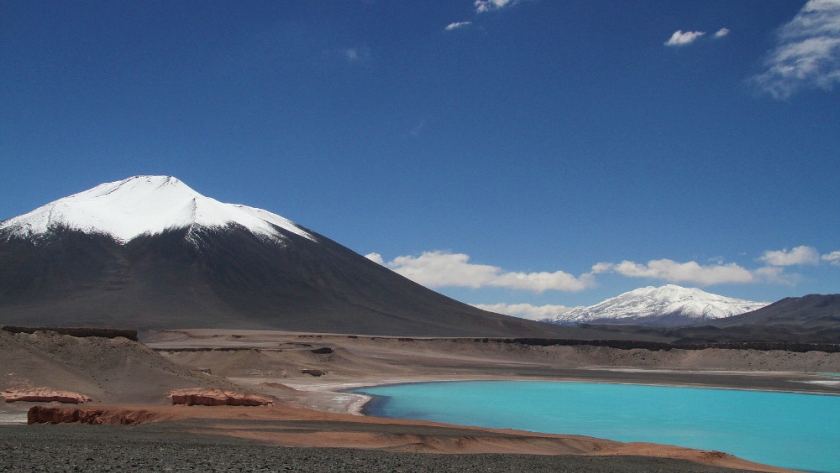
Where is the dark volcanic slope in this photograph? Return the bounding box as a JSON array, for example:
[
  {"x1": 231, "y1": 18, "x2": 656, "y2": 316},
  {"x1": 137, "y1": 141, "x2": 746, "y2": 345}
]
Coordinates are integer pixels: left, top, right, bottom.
[
  {"x1": 689, "y1": 294, "x2": 840, "y2": 344},
  {"x1": 711, "y1": 294, "x2": 840, "y2": 328},
  {"x1": 1, "y1": 225, "x2": 605, "y2": 338}
]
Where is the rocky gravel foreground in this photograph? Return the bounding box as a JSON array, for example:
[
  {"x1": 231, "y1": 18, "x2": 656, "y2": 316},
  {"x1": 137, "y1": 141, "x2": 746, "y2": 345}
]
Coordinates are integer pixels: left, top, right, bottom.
[{"x1": 0, "y1": 425, "x2": 756, "y2": 473}]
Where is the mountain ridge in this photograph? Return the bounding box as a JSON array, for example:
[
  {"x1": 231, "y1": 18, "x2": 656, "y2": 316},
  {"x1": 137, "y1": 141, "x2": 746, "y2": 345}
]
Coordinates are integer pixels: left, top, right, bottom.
[
  {"x1": 0, "y1": 176, "x2": 618, "y2": 338},
  {"x1": 542, "y1": 285, "x2": 768, "y2": 327},
  {"x1": 576, "y1": 293, "x2": 840, "y2": 344}
]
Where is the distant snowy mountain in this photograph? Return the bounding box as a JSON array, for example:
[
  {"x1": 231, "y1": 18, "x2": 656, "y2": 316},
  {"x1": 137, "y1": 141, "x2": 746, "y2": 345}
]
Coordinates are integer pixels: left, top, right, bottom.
[
  {"x1": 541, "y1": 285, "x2": 769, "y2": 327},
  {"x1": 0, "y1": 175, "x2": 314, "y2": 244}
]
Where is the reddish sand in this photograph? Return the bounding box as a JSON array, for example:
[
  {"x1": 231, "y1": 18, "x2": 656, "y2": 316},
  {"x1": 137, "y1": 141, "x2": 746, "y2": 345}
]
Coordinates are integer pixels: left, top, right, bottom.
[{"x1": 26, "y1": 404, "x2": 795, "y2": 473}]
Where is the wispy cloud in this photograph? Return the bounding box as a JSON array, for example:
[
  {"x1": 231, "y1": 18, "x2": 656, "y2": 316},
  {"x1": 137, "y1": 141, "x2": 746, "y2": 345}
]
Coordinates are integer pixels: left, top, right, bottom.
[
  {"x1": 409, "y1": 120, "x2": 425, "y2": 137},
  {"x1": 752, "y1": 0, "x2": 840, "y2": 99},
  {"x1": 822, "y1": 250, "x2": 840, "y2": 266},
  {"x1": 592, "y1": 259, "x2": 754, "y2": 285},
  {"x1": 445, "y1": 21, "x2": 472, "y2": 31},
  {"x1": 321, "y1": 46, "x2": 372, "y2": 67},
  {"x1": 342, "y1": 47, "x2": 371, "y2": 64},
  {"x1": 445, "y1": 1, "x2": 519, "y2": 33},
  {"x1": 714, "y1": 27, "x2": 730, "y2": 38},
  {"x1": 366, "y1": 251, "x2": 594, "y2": 292},
  {"x1": 472, "y1": 303, "x2": 573, "y2": 321},
  {"x1": 475, "y1": 0, "x2": 518, "y2": 13},
  {"x1": 665, "y1": 30, "x2": 706, "y2": 46},
  {"x1": 759, "y1": 246, "x2": 821, "y2": 266}
]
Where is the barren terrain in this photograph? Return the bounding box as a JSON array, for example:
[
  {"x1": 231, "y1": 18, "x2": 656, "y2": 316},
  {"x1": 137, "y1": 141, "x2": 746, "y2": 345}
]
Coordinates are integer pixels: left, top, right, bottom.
[
  {"x1": 3, "y1": 328, "x2": 838, "y2": 472},
  {"x1": 147, "y1": 329, "x2": 840, "y2": 413}
]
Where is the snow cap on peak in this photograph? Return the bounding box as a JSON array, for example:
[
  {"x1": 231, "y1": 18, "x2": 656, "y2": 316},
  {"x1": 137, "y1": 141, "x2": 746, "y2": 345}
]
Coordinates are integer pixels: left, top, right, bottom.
[
  {"x1": 1, "y1": 175, "x2": 314, "y2": 243},
  {"x1": 545, "y1": 284, "x2": 768, "y2": 324}
]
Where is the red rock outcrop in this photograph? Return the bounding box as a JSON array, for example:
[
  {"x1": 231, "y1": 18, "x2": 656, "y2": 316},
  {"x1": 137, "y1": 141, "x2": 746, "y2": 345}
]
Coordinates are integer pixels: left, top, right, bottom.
[
  {"x1": 2, "y1": 387, "x2": 91, "y2": 404},
  {"x1": 168, "y1": 388, "x2": 275, "y2": 407},
  {"x1": 27, "y1": 406, "x2": 157, "y2": 425}
]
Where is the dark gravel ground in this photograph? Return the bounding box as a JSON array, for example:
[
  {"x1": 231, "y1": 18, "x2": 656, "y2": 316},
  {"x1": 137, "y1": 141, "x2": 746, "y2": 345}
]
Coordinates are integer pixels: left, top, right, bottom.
[{"x1": 0, "y1": 424, "x2": 760, "y2": 473}]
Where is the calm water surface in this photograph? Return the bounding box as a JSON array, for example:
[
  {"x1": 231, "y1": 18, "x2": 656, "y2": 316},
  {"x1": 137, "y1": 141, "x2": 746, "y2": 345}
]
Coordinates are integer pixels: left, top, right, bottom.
[{"x1": 352, "y1": 381, "x2": 840, "y2": 473}]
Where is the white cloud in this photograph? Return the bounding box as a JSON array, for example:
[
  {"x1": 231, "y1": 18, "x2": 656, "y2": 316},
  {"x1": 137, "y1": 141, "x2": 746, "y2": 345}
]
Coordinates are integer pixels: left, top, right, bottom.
[
  {"x1": 664, "y1": 30, "x2": 706, "y2": 46},
  {"x1": 822, "y1": 250, "x2": 840, "y2": 266},
  {"x1": 758, "y1": 246, "x2": 821, "y2": 266},
  {"x1": 472, "y1": 303, "x2": 574, "y2": 321},
  {"x1": 714, "y1": 28, "x2": 730, "y2": 38},
  {"x1": 590, "y1": 262, "x2": 614, "y2": 274},
  {"x1": 475, "y1": 0, "x2": 517, "y2": 13},
  {"x1": 491, "y1": 268, "x2": 594, "y2": 292},
  {"x1": 445, "y1": 21, "x2": 472, "y2": 31},
  {"x1": 752, "y1": 265, "x2": 799, "y2": 285},
  {"x1": 372, "y1": 251, "x2": 594, "y2": 292},
  {"x1": 365, "y1": 252, "x2": 384, "y2": 265},
  {"x1": 753, "y1": 0, "x2": 840, "y2": 99},
  {"x1": 592, "y1": 259, "x2": 754, "y2": 285},
  {"x1": 370, "y1": 246, "x2": 823, "y2": 295}
]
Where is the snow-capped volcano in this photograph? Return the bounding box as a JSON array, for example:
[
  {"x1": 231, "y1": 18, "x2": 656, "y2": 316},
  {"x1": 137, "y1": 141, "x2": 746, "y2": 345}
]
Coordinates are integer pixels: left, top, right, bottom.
[
  {"x1": 0, "y1": 175, "x2": 314, "y2": 243},
  {"x1": 0, "y1": 175, "x2": 572, "y2": 337},
  {"x1": 542, "y1": 285, "x2": 769, "y2": 327}
]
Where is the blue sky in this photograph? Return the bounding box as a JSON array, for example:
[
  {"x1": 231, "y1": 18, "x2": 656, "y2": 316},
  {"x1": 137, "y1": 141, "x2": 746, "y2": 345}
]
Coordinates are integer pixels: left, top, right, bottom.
[{"x1": 2, "y1": 0, "x2": 839, "y2": 319}]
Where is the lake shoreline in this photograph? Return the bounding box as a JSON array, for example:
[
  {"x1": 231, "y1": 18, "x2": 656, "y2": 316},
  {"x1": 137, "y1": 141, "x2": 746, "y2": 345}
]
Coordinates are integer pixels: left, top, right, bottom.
[
  {"x1": 349, "y1": 379, "x2": 840, "y2": 473},
  {"x1": 284, "y1": 367, "x2": 840, "y2": 416},
  {"x1": 347, "y1": 373, "x2": 840, "y2": 416}
]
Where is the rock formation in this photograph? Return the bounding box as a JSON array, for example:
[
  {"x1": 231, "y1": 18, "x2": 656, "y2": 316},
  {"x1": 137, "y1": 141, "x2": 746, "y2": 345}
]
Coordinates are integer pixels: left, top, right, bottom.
[
  {"x1": 168, "y1": 388, "x2": 275, "y2": 406},
  {"x1": 2, "y1": 387, "x2": 91, "y2": 404},
  {"x1": 27, "y1": 406, "x2": 157, "y2": 424}
]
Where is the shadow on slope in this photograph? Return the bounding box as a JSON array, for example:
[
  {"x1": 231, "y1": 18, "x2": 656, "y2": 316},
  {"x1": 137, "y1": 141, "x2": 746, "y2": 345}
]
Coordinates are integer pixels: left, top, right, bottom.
[{"x1": 1, "y1": 226, "x2": 628, "y2": 339}]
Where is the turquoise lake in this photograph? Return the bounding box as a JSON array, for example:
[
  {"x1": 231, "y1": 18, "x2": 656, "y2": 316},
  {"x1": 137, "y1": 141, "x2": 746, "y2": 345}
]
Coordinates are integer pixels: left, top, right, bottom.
[{"x1": 352, "y1": 381, "x2": 840, "y2": 473}]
